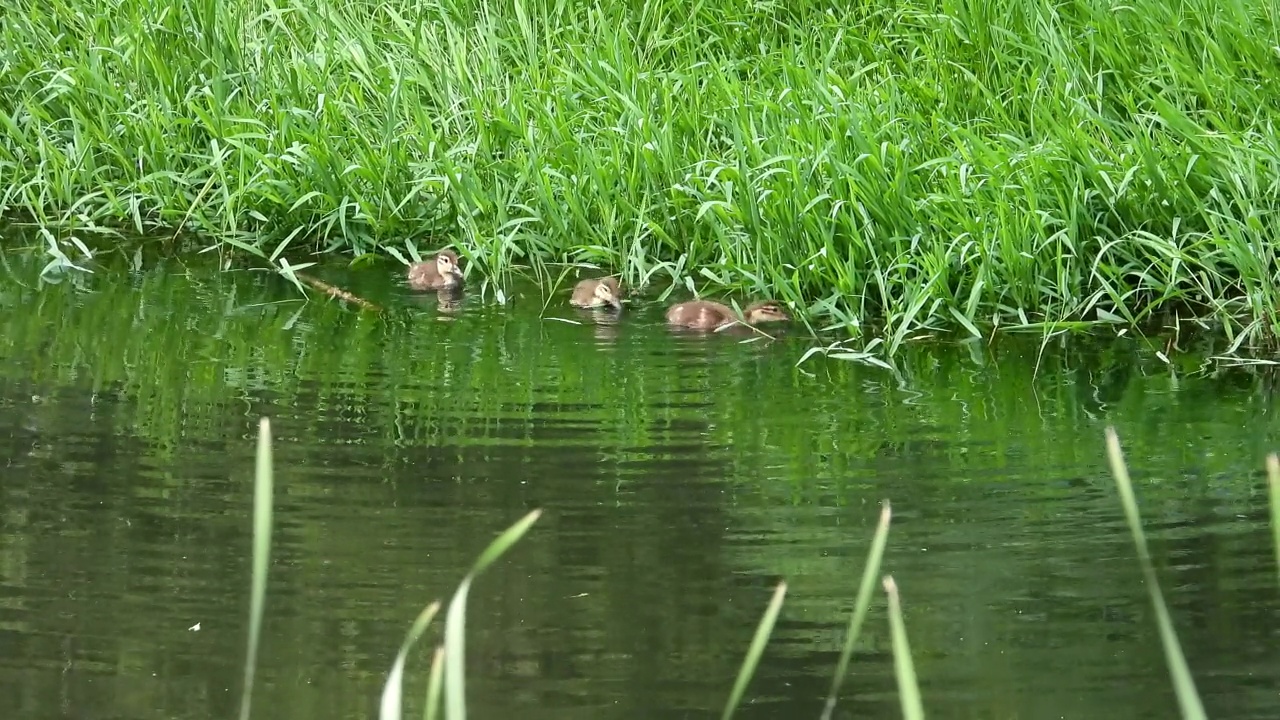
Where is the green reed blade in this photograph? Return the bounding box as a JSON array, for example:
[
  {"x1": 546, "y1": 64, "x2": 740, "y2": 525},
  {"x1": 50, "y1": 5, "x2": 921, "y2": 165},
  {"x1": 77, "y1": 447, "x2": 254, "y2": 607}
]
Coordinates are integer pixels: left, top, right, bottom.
[
  {"x1": 379, "y1": 601, "x2": 442, "y2": 720},
  {"x1": 444, "y1": 509, "x2": 543, "y2": 720},
  {"x1": 821, "y1": 501, "x2": 893, "y2": 720},
  {"x1": 721, "y1": 581, "x2": 787, "y2": 720},
  {"x1": 883, "y1": 576, "x2": 925, "y2": 720},
  {"x1": 1266, "y1": 454, "x2": 1280, "y2": 585},
  {"x1": 238, "y1": 417, "x2": 274, "y2": 720},
  {"x1": 1104, "y1": 427, "x2": 1207, "y2": 720},
  {"x1": 424, "y1": 646, "x2": 446, "y2": 720}
]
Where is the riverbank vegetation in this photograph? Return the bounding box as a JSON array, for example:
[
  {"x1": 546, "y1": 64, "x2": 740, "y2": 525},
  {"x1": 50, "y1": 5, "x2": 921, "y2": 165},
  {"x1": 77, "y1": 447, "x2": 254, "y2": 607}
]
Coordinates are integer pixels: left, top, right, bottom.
[{"x1": 2, "y1": 0, "x2": 1279, "y2": 351}]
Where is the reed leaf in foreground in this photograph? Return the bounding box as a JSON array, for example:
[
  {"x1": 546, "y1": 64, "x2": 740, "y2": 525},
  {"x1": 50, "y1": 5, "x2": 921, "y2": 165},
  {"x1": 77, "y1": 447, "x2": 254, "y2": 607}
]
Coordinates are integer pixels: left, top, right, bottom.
[
  {"x1": 376, "y1": 509, "x2": 541, "y2": 720},
  {"x1": 423, "y1": 646, "x2": 446, "y2": 720},
  {"x1": 821, "y1": 501, "x2": 893, "y2": 720},
  {"x1": 1267, "y1": 454, "x2": 1280, "y2": 584},
  {"x1": 444, "y1": 509, "x2": 543, "y2": 720},
  {"x1": 238, "y1": 417, "x2": 274, "y2": 720},
  {"x1": 379, "y1": 601, "x2": 442, "y2": 720},
  {"x1": 721, "y1": 581, "x2": 788, "y2": 720},
  {"x1": 883, "y1": 576, "x2": 925, "y2": 720},
  {"x1": 1104, "y1": 427, "x2": 1207, "y2": 720}
]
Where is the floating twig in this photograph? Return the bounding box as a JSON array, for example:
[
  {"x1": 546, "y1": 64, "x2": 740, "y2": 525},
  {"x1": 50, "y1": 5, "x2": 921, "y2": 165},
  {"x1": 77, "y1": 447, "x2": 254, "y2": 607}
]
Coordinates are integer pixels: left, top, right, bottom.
[{"x1": 294, "y1": 271, "x2": 382, "y2": 313}]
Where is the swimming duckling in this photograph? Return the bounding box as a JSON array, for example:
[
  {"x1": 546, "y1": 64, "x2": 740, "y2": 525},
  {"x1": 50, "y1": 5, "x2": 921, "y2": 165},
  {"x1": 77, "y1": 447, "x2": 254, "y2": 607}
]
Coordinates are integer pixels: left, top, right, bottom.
[
  {"x1": 570, "y1": 277, "x2": 623, "y2": 310},
  {"x1": 407, "y1": 250, "x2": 464, "y2": 291},
  {"x1": 665, "y1": 299, "x2": 790, "y2": 331}
]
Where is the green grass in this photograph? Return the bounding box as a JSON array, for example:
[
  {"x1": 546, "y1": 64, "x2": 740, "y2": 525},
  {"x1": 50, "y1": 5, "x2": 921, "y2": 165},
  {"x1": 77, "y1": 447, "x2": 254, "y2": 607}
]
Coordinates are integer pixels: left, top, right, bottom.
[{"x1": 3, "y1": 0, "x2": 1280, "y2": 351}]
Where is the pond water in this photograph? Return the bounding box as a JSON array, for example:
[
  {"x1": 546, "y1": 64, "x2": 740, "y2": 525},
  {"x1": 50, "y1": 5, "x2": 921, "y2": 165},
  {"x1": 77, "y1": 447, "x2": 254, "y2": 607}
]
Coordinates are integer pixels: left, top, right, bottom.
[{"x1": 1, "y1": 247, "x2": 1278, "y2": 720}]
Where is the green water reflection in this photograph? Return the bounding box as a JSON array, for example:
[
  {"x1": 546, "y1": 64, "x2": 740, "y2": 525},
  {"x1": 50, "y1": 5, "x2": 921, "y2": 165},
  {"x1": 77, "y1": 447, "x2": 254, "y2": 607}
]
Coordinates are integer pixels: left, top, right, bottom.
[{"x1": 0, "y1": 249, "x2": 1278, "y2": 719}]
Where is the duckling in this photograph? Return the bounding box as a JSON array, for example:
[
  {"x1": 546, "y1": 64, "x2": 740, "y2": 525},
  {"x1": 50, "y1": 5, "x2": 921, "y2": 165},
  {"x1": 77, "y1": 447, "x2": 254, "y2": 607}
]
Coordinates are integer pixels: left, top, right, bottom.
[
  {"x1": 665, "y1": 299, "x2": 790, "y2": 331},
  {"x1": 407, "y1": 250, "x2": 464, "y2": 291},
  {"x1": 570, "y1": 277, "x2": 623, "y2": 310}
]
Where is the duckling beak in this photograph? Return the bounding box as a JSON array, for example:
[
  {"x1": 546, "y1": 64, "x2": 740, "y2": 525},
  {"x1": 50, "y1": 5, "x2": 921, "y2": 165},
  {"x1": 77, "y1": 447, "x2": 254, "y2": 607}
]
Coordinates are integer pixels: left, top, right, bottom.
[{"x1": 607, "y1": 295, "x2": 622, "y2": 310}]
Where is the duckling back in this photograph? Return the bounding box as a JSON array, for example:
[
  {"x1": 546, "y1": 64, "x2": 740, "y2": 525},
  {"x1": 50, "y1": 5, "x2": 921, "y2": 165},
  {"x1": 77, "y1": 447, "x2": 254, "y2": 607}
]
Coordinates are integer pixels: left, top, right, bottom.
[{"x1": 665, "y1": 300, "x2": 736, "y2": 330}]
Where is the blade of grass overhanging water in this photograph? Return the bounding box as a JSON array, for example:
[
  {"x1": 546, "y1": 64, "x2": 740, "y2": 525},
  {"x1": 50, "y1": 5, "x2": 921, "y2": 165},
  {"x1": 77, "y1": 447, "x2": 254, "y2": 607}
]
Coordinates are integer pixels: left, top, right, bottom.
[
  {"x1": 721, "y1": 581, "x2": 787, "y2": 720},
  {"x1": 821, "y1": 501, "x2": 893, "y2": 720},
  {"x1": 1267, "y1": 454, "x2": 1280, "y2": 583},
  {"x1": 424, "y1": 646, "x2": 445, "y2": 720},
  {"x1": 883, "y1": 576, "x2": 924, "y2": 720},
  {"x1": 238, "y1": 417, "x2": 274, "y2": 720},
  {"x1": 444, "y1": 509, "x2": 543, "y2": 720},
  {"x1": 379, "y1": 601, "x2": 442, "y2": 720},
  {"x1": 1104, "y1": 428, "x2": 1207, "y2": 720}
]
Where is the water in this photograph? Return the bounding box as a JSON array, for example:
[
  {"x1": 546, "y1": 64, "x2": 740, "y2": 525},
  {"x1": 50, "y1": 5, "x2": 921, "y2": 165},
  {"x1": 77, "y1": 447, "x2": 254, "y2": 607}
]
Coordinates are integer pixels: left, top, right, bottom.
[{"x1": 1, "y1": 248, "x2": 1278, "y2": 720}]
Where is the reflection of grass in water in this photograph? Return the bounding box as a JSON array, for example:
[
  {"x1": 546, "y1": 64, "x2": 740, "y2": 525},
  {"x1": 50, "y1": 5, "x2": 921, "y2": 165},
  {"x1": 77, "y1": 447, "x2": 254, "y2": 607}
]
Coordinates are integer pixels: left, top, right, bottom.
[
  {"x1": 239, "y1": 419, "x2": 1271, "y2": 719},
  {"x1": 5, "y1": 253, "x2": 1275, "y2": 522}
]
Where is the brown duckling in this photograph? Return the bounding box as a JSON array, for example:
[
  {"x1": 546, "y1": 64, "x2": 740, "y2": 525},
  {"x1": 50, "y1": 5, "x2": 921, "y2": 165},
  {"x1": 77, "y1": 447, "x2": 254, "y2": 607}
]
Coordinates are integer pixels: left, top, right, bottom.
[
  {"x1": 665, "y1": 299, "x2": 790, "y2": 331},
  {"x1": 407, "y1": 250, "x2": 463, "y2": 291},
  {"x1": 570, "y1": 277, "x2": 623, "y2": 310}
]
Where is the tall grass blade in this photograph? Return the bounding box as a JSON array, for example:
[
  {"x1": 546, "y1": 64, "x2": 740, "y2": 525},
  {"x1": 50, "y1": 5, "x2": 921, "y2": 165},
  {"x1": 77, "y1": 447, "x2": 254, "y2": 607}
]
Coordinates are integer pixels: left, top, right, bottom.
[
  {"x1": 1266, "y1": 454, "x2": 1280, "y2": 583},
  {"x1": 444, "y1": 509, "x2": 543, "y2": 720},
  {"x1": 238, "y1": 417, "x2": 274, "y2": 720},
  {"x1": 379, "y1": 601, "x2": 442, "y2": 720},
  {"x1": 821, "y1": 501, "x2": 893, "y2": 720},
  {"x1": 882, "y1": 576, "x2": 925, "y2": 720},
  {"x1": 1104, "y1": 427, "x2": 1207, "y2": 720},
  {"x1": 424, "y1": 646, "x2": 446, "y2": 720},
  {"x1": 721, "y1": 581, "x2": 787, "y2": 720}
]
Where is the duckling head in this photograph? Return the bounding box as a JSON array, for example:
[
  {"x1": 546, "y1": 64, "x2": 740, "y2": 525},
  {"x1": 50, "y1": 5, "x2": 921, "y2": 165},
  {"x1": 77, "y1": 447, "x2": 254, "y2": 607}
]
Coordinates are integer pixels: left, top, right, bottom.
[
  {"x1": 594, "y1": 277, "x2": 623, "y2": 310},
  {"x1": 435, "y1": 250, "x2": 463, "y2": 281},
  {"x1": 743, "y1": 300, "x2": 790, "y2": 325}
]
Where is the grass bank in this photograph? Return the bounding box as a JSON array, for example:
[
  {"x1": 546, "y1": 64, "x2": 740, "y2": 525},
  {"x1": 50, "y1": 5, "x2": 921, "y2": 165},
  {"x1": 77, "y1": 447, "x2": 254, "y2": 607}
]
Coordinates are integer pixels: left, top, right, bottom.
[{"x1": 2, "y1": 0, "x2": 1279, "y2": 350}]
